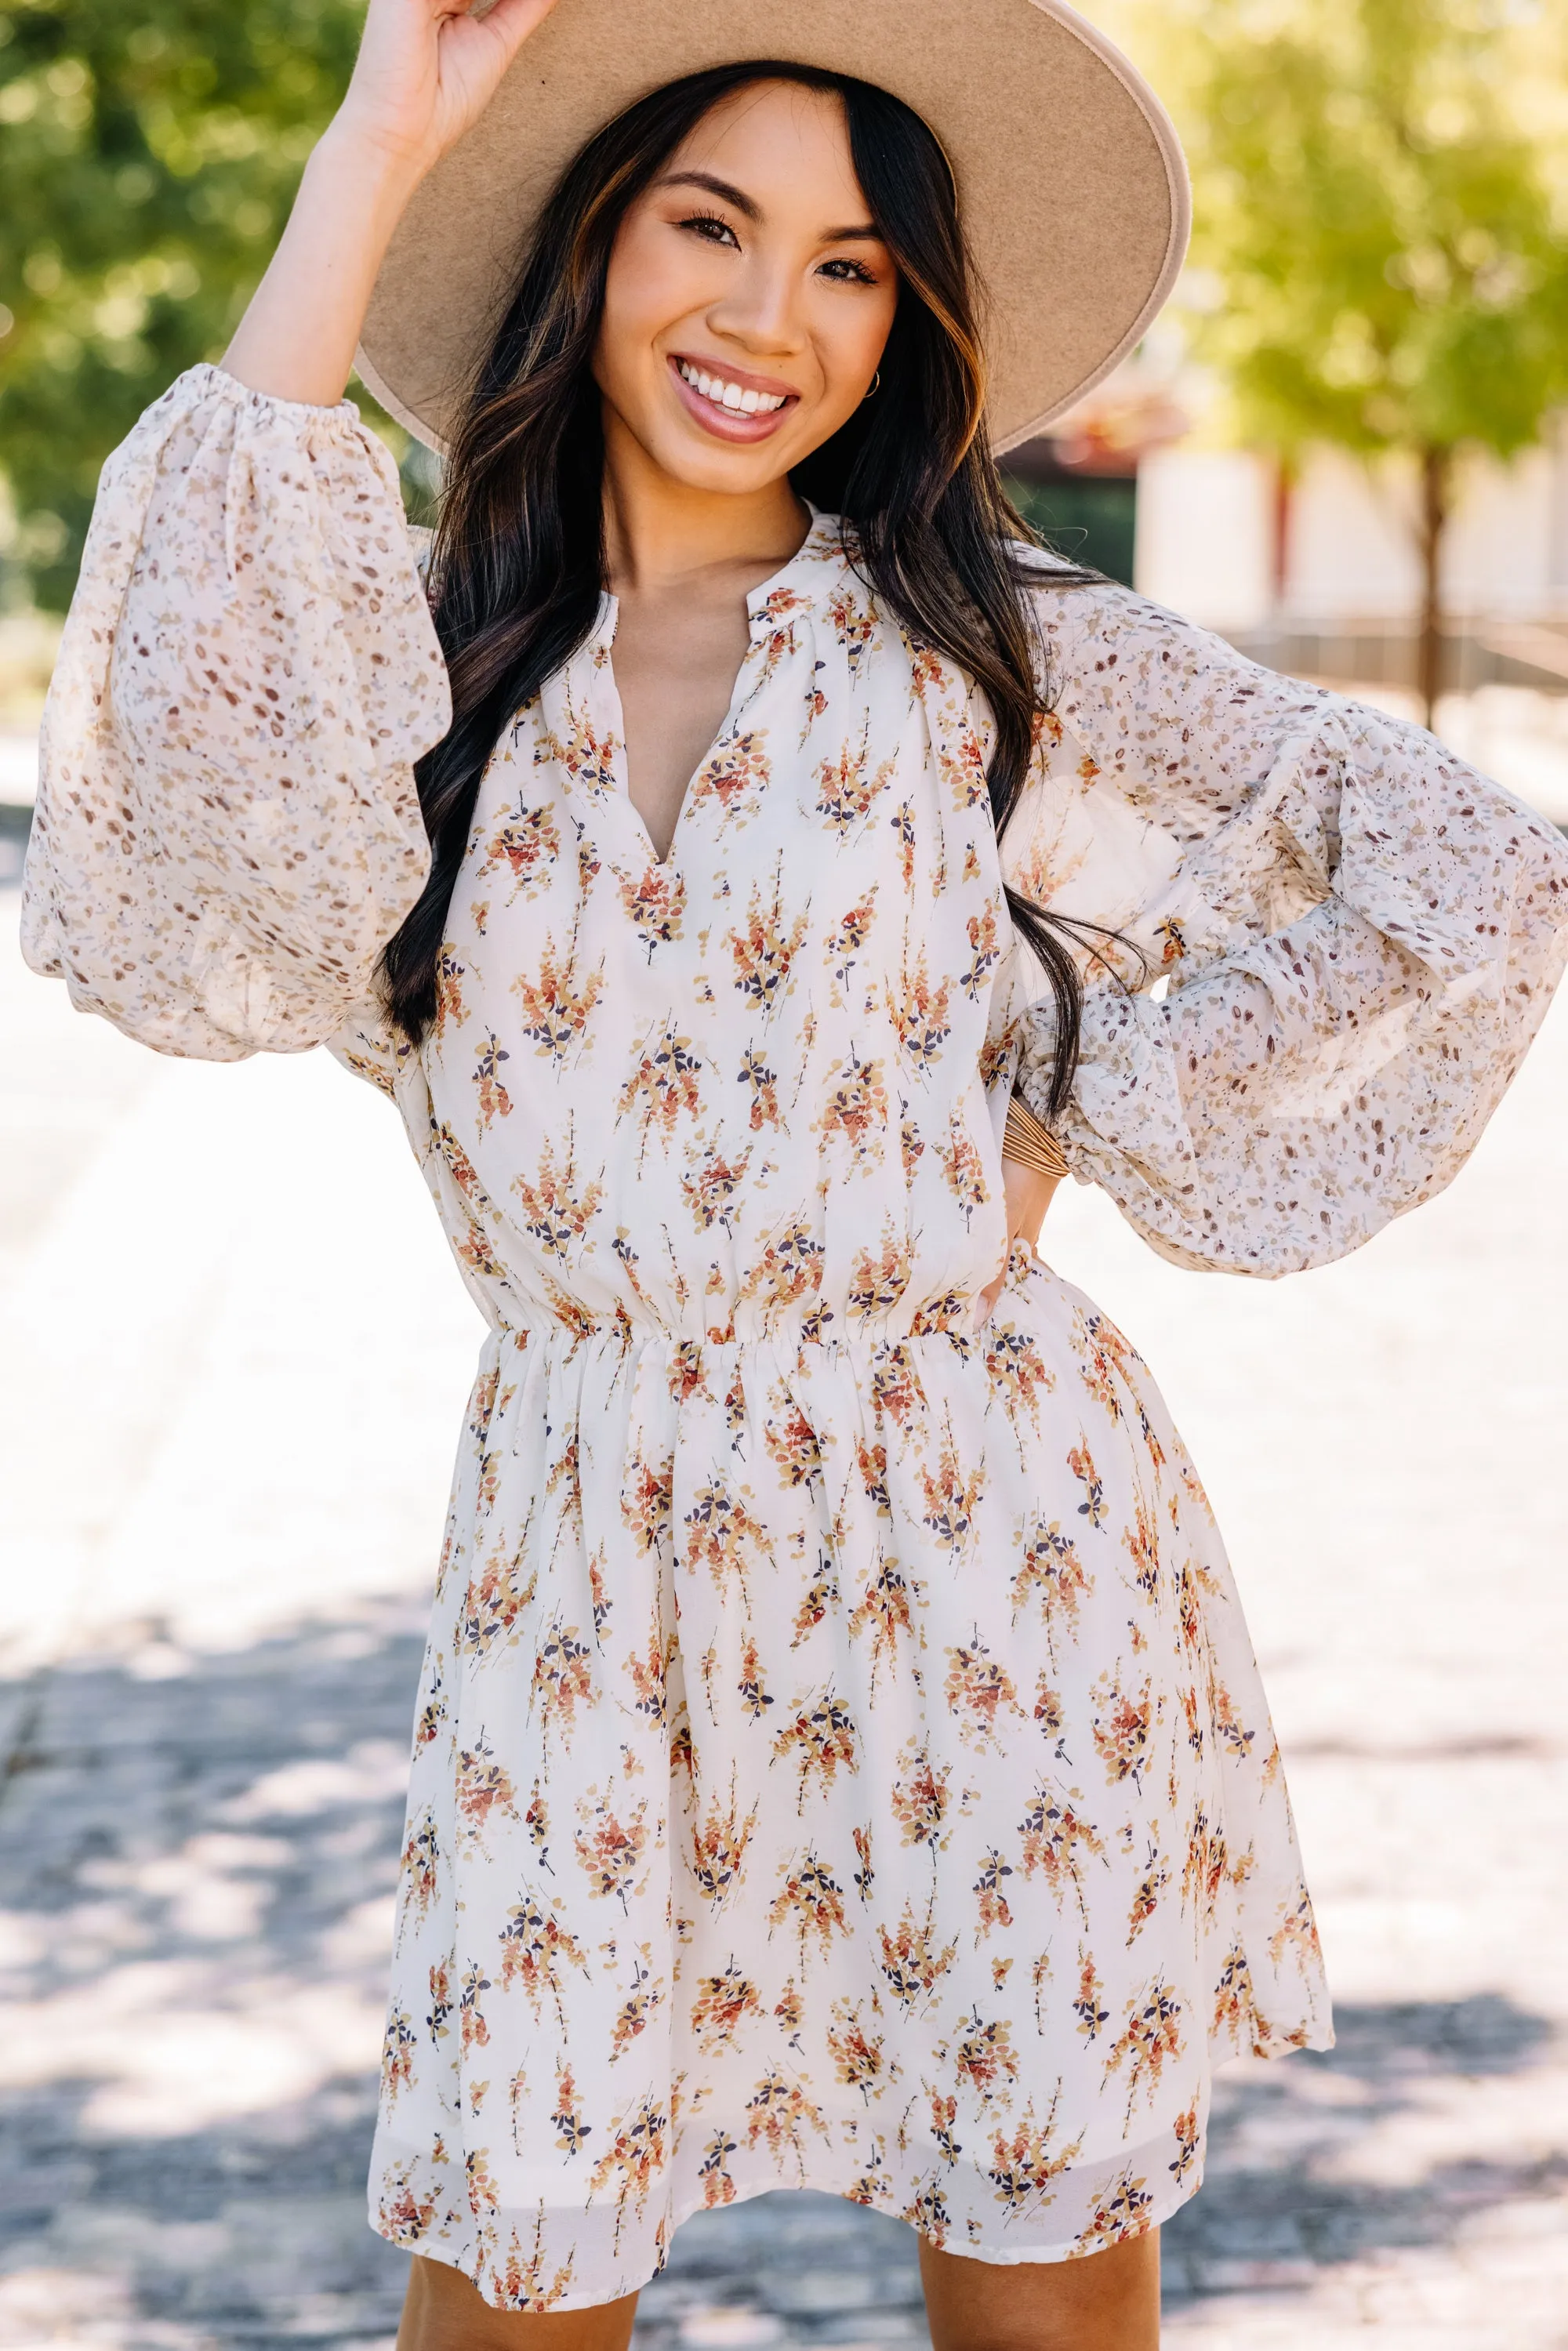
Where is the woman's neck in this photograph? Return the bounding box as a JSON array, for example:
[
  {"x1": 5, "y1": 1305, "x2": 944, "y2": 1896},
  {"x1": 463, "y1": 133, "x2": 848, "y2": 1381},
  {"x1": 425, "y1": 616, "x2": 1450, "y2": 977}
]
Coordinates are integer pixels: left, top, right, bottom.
[{"x1": 600, "y1": 401, "x2": 810, "y2": 598}]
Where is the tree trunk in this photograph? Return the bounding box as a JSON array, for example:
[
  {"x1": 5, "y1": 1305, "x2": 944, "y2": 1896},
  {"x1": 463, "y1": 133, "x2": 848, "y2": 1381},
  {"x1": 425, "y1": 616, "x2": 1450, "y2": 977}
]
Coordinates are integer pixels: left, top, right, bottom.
[{"x1": 1416, "y1": 445, "x2": 1451, "y2": 734}]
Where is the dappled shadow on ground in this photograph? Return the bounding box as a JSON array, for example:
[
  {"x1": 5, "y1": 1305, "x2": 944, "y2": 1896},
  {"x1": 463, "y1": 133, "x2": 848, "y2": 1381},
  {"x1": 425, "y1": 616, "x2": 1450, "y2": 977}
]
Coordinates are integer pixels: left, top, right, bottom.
[{"x1": 1, "y1": 1613, "x2": 1561, "y2": 2347}]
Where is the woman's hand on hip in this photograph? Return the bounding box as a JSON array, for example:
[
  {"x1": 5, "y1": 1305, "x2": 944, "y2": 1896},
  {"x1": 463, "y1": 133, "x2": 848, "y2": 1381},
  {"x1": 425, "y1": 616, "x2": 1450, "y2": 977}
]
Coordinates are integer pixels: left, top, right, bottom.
[
  {"x1": 223, "y1": 0, "x2": 562, "y2": 408},
  {"x1": 974, "y1": 1159, "x2": 1061, "y2": 1329}
]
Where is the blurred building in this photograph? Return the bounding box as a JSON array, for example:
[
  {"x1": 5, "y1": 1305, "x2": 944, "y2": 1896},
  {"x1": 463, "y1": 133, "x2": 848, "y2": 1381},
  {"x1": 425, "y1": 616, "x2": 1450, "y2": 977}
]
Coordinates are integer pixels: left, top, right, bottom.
[{"x1": 1004, "y1": 346, "x2": 1568, "y2": 700}]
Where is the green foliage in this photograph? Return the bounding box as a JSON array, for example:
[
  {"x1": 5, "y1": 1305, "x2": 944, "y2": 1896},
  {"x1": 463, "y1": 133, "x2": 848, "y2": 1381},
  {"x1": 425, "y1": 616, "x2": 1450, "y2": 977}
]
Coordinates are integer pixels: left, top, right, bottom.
[
  {"x1": 0, "y1": 0, "x2": 365, "y2": 609},
  {"x1": 1152, "y1": 0, "x2": 1568, "y2": 466}
]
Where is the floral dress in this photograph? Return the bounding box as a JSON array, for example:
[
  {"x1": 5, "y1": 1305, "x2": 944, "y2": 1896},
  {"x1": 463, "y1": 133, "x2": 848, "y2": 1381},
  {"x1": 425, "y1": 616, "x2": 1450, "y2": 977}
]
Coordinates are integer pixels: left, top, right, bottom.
[{"x1": 22, "y1": 368, "x2": 1568, "y2": 2309}]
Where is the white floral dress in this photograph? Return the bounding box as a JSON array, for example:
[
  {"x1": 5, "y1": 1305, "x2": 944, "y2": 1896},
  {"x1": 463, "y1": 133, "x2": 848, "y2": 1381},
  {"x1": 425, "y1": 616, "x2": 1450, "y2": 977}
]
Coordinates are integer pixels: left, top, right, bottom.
[{"x1": 22, "y1": 368, "x2": 1568, "y2": 2309}]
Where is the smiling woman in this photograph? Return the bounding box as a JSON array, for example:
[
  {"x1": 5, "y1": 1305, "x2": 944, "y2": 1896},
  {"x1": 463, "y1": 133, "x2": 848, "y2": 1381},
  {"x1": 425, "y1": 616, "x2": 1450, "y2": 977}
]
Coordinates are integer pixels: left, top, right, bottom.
[{"x1": 19, "y1": 2, "x2": 1568, "y2": 2348}]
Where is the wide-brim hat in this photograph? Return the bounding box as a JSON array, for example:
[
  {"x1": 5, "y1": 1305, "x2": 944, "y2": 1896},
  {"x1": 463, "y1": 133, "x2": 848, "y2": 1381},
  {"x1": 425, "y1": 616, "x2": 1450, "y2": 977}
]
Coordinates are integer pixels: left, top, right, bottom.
[{"x1": 357, "y1": 0, "x2": 1189, "y2": 459}]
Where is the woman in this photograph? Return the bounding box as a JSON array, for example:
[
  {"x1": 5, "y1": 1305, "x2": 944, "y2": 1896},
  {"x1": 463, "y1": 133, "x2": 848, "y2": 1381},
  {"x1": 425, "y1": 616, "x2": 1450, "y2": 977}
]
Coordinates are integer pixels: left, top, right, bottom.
[{"x1": 22, "y1": 1, "x2": 1568, "y2": 2346}]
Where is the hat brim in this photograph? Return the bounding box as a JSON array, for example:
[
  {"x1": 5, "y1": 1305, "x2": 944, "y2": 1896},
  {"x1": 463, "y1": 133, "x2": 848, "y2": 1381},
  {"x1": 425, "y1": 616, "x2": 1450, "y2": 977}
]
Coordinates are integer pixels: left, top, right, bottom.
[{"x1": 356, "y1": 0, "x2": 1189, "y2": 459}]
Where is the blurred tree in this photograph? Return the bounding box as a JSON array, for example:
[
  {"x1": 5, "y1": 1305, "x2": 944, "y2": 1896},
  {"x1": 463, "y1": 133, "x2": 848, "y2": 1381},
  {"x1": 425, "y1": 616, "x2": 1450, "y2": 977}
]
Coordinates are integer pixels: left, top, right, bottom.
[
  {"x1": 0, "y1": 0, "x2": 370, "y2": 611},
  {"x1": 1142, "y1": 0, "x2": 1568, "y2": 726}
]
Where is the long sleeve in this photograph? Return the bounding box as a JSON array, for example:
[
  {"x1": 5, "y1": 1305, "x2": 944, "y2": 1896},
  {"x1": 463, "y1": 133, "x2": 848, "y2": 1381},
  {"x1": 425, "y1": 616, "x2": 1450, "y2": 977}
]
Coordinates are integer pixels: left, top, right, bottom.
[
  {"x1": 1004, "y1": 579, "x2": 1568, "y2": 1276},
  {"x1": 20, "y1": 365, "x2": 449, "y2": 1060}
]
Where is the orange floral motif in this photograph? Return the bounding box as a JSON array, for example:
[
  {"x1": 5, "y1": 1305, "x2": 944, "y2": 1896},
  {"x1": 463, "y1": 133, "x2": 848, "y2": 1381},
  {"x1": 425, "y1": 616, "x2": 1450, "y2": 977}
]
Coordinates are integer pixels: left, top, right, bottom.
[
  {"x1": 938, "y1": 1115, "x2": 989, "y2": 1222},
  {"x1": 584, "y1": 2090, "x2": 670, "y2": 2237},
  {"x1": 1073, "y1": 1952, "x2": 1112, "y2": 2041},
  {"x1": 1018, "y1": 1787, "x2": 1106, "y2": 1925},
  {"x1": 514, "y1": 1138, "x2": 604, "y2": 1262},
  {"x1": 1123, "y1": 1497, "x2": 1161, "y2": 1601},
  {"x1": 476, "y1": 797, "x2": 563, "y2": 891},
  {"x1": 986, "y1": 2095, "x2": 1084, "y2": 2213},
  {"x1": 984, "y1": 1323, "x2": 1054, "y2": 1424},
  {"x1": 1011, "y1": 1517, "x2": 1090, "y2": 1645},
  {"x1": 891, "y1": 953, "x2": 953, "y2": 1071},
  {"x1": 736, "y1": 1047, "x2": 780, "y2": 1130},
  {"x1": 770, "y1": 1687, "x2": 858, "y2": 1806},
  {"x1": 815, "y1": 1048, "x2": 889, "y2": 1167},
  {"x1": 454, "y1": 1221, "x2": 505, "y2": 1279},
  {"x1": 609, "y1": 1946, "x2": 662, "y2": 2058},
  {"x1": 625, "y1": 1626, "x2": 670, "y2": 1725},
  {"x1": 457, "y1": 1540, "x2": 537, "y2": 1658},
  {"x1": 572, "y1": 1788, "x2": 649, "y2": 1910},
  {"x1": 919, "y1": 1434, "x2": 985, "y2": 1556},
  {"x1": 827, "y1": 891, "x2": 878, "y2": 990},
  {"x1": 485, "y1": 2215, "x2": 575, "y2": 2313},
  {"x1": 382, "y1": 2007, "x2": 416, "y2": 2099},
  {"x1": 870, "y1": 1344, "x2": 927, "y2": 1433},
  {"x1": 815, "y1": 742, "x2": 895, "y2": 836},
  {"x1": 877, "y1": 1899, "x2": 958, "y2": 2010},
  {"x1": 497, "y1": 1893, "x2": 587, "y2": 2027},
  {"x1": 1091, "y1": 1672, "x2": 1153, "y2": 1789},
  {"x1": 961, "y1": 905, "x2": 1000, "y2": 1000},
  {"x1": 683, "y1": 1478, "x2": 765, "y2": 1606},
  {"x1": 1069, "y1": 1440, "x2": 1108, "y2": 1529},
  {"x1": 400, "y1": 1812, "x2": 440, "y2": 1922},
  {"x1": 1127, "y1": 1847, "x2": 1171, "y2": 1943},
  {"x1": 848, "y1": 1231, "x2": 913, "y2": 1321},
  {"x1": 726, "y1": 875, "x2": 808, "y2": 1011},
  {"x1": 681, "y1": 1147, "x2": 752, "y2": 1235},
  {"x1": 685, "y1": 728, "x2": 771, "y2": 829},
  {"x1": 1105, "y1": 1979, "x2": 1185, "y2": 2118},
  {"x1": 532, "y1": 1619, "x2": 593, "y2": 1738},
  {"x1": 762, "y1": 1384, "x2": 824, "y2": 1495},
  {"x1": 942, "y1": 1634, "x2": 1022, "y2": 1747},
  {"x1": 454, "y1": 1737, "x2": 518, "y2": 1849},
  {"x1": 690, "y1": 1783, "x2": 759, "y2": 1904},
  {"x1": 766, "y1": 1851, "x2": 849, "y2": 1957},
  {"x1": 377, "y1": 2160, "x2": 437, "y2": 2244},
  {"x1": 744, "y1": 2068, "x2": 828, "y2": 2169},
  {"x1": 953, "y1": 2008, "x2": 1018, "y2": 2102},
  {"x1": 1073, "y1": 2169, "x2": 1155, "y2": 2255},
  {"x1": 826, "y1": 1997, "x2": 891, "y2": 2101},
  {"x1": 698, "y1": 2128, "x2": 739, "y2": 2208},
  {"x1": 512, "y1": 940, "x2": 604, "y2": 1064},
  {"x1": 619, "y1": 1453, "x2": 673, "y2": 1558},
  {"x1": 435, "y1": 943, "x2": 468, "y2": 1029},
  {"x1": 618, "y1": 863, "x2": 686, "y2": 959},
  {"x1": 972, "y1": 1848, "x2": 1014, "y2": 1938},
  {"x1": 618, "y1": 1022, "x2": 705, "y2": 1137},
  {"x1": 846, "y1": 1552, "x2": 914, "y2": 1677},
  {"x1": 689, "y1": 1961, "x2": 762, "y2": 2052}
]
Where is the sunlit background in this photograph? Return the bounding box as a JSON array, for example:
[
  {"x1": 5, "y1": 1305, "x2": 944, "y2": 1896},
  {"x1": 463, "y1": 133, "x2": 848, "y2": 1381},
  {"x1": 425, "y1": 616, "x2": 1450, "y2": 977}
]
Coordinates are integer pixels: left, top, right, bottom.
[{"x1": 2, "y1": 4, "x2": 1568, "y2": 2346}]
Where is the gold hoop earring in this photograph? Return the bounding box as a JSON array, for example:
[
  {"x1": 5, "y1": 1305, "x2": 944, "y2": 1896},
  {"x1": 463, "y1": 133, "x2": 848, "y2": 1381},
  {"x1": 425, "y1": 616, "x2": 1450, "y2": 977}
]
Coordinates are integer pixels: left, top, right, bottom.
[{"x1": 862, "y1": 370, "x2": 882, "y2": 402}]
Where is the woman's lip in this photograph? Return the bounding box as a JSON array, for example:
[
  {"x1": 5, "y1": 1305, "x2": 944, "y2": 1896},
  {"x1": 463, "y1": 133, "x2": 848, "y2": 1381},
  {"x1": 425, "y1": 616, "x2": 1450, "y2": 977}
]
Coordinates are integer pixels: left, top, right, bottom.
[{"x1": 667, "y1": 354, "x2": 799, "y2": 443}]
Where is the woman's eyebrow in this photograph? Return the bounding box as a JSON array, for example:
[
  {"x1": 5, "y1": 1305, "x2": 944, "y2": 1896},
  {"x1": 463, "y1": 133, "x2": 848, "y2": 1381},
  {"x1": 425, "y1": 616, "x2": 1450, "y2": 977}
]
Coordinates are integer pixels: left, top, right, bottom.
[
  {"x1": 656, "y1": 169, "x2": 763, "y2": 221},
  {"x1": 655, "y1": 169, "x2": 883, "y2": 245}
]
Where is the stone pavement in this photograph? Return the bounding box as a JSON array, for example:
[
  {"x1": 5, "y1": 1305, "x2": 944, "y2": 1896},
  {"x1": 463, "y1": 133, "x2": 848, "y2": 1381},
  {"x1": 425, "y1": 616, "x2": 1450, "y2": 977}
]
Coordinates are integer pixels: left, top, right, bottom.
[{"x1": 2, "y1": 861, "x2": 1567, "y2": 2350}]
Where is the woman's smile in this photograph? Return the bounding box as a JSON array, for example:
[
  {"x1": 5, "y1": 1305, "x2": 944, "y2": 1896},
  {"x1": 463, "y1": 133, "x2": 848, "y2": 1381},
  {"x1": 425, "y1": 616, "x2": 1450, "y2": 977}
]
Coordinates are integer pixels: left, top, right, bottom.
[{"x1": 668, "y1": 351, "x2": 799, "y2": 439}]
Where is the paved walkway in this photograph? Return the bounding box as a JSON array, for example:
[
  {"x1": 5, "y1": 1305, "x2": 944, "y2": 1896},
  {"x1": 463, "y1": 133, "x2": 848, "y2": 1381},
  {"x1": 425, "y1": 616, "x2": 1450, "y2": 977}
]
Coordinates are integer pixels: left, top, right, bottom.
[{"x1": 3, "y1": 862, "x2": 1567, "y2": 2349}]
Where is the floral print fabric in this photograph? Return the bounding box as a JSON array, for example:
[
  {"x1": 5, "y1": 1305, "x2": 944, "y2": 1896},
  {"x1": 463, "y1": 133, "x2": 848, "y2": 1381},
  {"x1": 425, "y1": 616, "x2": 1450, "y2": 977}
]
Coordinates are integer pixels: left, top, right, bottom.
[{"x1": 21, "y1": 368, "x2": 1568, "y2": 2309}]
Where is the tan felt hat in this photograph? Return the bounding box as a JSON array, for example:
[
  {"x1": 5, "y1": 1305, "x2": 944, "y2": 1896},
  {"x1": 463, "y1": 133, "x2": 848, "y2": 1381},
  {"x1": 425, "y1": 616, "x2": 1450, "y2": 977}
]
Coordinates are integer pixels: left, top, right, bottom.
[{"x1": 356, "y1": 0, "x2": 1189, "y2": 458}]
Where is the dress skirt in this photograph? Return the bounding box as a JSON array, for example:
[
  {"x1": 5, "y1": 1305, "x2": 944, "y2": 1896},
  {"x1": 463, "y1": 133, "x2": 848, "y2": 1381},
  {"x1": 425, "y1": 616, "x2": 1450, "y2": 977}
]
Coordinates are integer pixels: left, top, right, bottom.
[{"x1": 368, "y1": 1245, "x2": 1329, "y2": 2308}]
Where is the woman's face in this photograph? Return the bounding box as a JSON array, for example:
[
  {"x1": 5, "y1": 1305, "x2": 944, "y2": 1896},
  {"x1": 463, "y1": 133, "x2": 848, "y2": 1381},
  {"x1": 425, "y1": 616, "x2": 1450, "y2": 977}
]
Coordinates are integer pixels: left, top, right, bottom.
[{"x1": 593, "y1": 82, "x2": 900, "y2": 496}]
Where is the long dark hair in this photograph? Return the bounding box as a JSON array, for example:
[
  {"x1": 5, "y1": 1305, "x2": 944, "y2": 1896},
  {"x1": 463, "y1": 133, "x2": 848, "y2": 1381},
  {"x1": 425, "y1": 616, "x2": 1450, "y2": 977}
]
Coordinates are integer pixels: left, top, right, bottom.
[{"x1": 379, "y1": 60, "x2": 1094, "y2": 1115}]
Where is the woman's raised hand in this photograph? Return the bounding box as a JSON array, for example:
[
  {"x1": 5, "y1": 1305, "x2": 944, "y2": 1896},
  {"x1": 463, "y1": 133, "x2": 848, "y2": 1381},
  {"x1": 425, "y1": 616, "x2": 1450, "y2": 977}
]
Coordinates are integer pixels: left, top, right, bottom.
[
  {"x1": 338, "y1": 0, "x2": 566, "y2": 180},
  {"x1": 223, "y1": 0, "x2": 564, "y2": 408}
]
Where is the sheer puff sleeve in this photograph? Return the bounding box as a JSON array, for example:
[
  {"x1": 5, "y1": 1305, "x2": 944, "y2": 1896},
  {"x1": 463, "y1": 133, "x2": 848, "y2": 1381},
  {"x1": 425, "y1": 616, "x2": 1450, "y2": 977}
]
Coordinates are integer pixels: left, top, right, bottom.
[
  {"x1": 1003, "y1": 577, "x2": 1568, "y2": 1277},
  {"x1": 20, "y1": 364, "x2": 448, "y2": 1061}
]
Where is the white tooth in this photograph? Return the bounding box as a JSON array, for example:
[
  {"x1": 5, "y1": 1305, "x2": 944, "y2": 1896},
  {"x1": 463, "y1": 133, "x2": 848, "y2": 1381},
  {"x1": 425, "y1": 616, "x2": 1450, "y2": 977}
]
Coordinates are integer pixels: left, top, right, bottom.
[
  {"x1": 722, "y1": 382, "x2": 745, "y2": 410},
  {"x1": 695, "y1": 370, "x2": 712, "y2": 396},
  {"x1": 740, "y1": 389, "x2": 761, "y2": 413}
]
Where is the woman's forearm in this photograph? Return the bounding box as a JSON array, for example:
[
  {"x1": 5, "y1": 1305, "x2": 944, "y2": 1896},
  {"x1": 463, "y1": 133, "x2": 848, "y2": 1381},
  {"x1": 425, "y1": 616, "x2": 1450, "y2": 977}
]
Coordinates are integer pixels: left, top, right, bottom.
[
  {"x1": 222, "y1": 127, "x2": 426, "y2": 408},
  {"x1": 220, "y1": 0, "x2": 561, "y2": 408}
]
